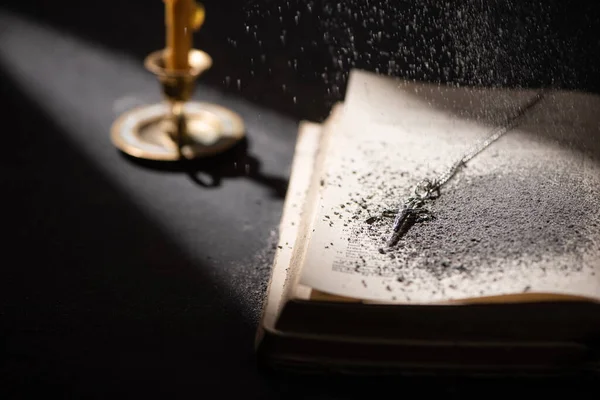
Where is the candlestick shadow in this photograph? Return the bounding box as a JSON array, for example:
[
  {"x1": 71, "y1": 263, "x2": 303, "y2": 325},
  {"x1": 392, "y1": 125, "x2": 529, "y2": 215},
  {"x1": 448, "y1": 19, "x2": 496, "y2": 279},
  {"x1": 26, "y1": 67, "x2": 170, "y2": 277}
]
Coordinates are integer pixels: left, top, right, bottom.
[{"x1": 118, "y1": 137, "x2": 289, "y2": 199}]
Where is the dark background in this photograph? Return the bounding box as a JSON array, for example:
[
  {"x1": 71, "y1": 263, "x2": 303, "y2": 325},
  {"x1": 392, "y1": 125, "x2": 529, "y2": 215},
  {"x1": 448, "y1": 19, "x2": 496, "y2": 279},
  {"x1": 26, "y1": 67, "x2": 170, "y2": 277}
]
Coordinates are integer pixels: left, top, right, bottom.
[
  {"x1": 1, "y1": 0, "x2": 599, "y2": 398},
  {"x1": 3, "y1": 0, "x2": 599, "y2": 122}
]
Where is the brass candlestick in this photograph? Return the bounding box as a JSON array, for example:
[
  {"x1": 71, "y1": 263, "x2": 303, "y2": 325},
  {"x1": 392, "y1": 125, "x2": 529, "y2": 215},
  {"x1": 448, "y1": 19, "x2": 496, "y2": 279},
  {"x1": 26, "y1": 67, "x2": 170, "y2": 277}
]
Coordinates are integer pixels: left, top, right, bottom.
[{"x1": 111, "y1": 48, "x2": 245, "y2": 161}]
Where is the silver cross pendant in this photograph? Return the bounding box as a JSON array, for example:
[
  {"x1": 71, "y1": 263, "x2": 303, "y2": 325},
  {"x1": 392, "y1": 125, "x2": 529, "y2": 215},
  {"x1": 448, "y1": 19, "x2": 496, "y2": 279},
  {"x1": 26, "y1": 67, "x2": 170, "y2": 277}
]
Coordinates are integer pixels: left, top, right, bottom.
[{"x1": 386, "y1": 198, "x2": 429, "y2": 247}]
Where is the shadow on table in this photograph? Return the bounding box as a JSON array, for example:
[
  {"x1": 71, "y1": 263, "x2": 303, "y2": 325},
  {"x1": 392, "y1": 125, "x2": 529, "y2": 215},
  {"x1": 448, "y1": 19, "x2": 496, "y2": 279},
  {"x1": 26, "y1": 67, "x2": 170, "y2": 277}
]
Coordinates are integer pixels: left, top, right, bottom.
[
  {"x1": 119, "y1": 137, "x2": 289, "y2": 199},
  {"x1": 263, "y1": 370, "x2": 600, "y2": 399}
]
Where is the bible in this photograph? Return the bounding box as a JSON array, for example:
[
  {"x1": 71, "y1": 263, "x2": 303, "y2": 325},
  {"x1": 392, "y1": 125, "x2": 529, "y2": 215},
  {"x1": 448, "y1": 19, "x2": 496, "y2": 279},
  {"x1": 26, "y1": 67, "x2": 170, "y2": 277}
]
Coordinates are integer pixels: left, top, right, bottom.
[{"x1": 255, "y1": 69, "x2": 600, "y2": 375}]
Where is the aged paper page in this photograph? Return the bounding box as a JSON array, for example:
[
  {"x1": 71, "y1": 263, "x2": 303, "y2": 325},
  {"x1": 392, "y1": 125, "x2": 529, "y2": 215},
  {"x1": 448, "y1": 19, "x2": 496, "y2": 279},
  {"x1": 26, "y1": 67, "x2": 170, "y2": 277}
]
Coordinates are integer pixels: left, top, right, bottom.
[
  {"x1": 298, "y1": 70, "x2": 600, "y2": 303},
  {"x1": 285, "y1": 104, "x2": 346, "y2": 301},
  {"x1": 260, "y1": 121, "x2": 322, "y2": 329}
]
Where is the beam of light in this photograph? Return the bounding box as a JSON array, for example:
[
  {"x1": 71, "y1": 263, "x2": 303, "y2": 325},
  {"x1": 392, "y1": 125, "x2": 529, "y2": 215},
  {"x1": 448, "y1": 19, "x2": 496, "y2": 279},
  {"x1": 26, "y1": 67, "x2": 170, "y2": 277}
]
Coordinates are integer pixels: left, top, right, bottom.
[{"x1": 0, "y1": 10, "x2": 297, "y2": 317}]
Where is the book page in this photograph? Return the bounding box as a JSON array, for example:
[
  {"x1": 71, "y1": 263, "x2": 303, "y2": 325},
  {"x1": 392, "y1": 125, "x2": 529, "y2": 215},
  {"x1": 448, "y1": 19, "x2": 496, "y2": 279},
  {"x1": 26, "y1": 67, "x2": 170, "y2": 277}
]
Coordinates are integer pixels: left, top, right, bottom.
[
  {"x1": 298, "y1": 71, "x2": 600, "y2": 304},
  {"x1": 285, "y1": 104, "x2": 346, "y2": 301},
  {"x1": 259, "y1": 121, "x2": 322, "y2": 330}
]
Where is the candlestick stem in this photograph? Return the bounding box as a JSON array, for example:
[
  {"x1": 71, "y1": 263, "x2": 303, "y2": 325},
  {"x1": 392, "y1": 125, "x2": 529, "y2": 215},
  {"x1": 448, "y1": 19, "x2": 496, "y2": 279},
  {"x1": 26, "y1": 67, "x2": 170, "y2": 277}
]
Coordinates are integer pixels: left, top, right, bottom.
[{"x1": 170, "y1": 101, "x2": 185, "y2": 158}]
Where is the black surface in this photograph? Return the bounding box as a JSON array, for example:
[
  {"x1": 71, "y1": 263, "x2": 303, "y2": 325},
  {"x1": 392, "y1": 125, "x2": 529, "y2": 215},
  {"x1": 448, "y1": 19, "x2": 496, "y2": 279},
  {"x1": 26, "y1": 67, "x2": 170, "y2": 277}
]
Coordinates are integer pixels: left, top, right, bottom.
[{"x1": 1, "y1": 0, "x2": 600, "y2": 398}]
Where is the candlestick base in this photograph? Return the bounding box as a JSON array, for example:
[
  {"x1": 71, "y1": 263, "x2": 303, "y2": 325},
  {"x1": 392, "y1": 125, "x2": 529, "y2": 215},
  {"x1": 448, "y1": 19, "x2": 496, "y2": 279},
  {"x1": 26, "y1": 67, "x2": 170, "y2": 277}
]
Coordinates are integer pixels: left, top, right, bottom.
[
  {"x1": 111, "y1": 101, "x2": 245, "y2": 161},
  {"x1": 111, "y1": 48, "x2": 245, "y2": 161}
]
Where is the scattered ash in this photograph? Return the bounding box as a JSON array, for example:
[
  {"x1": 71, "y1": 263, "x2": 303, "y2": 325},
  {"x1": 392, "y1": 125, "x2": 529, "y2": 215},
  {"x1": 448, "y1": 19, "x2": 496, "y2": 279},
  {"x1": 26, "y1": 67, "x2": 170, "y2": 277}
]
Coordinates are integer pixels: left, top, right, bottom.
[
  {"x1": 344, "y1": 163, "x2": 600, "y2": 284},
  {"x1": 319, "y1": 132, "x2": 600, "y2": 298},
  {"x1": 406, "y1": 167, "x2": 598, "y2": 276},
  {"x1": 231, "y1": 229, "x2": 280, "y2": 324}
]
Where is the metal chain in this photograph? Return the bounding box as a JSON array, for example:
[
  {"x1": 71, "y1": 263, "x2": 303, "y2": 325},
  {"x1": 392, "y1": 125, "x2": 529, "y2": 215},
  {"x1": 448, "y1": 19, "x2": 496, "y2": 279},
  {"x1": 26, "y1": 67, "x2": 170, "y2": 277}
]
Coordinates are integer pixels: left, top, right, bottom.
[
  {"x1": 433, "y1": 91, "x2": 546, "y2": 190},
  {"x1": 386, "y1": 90, "x2": 546, "y2": 247}
]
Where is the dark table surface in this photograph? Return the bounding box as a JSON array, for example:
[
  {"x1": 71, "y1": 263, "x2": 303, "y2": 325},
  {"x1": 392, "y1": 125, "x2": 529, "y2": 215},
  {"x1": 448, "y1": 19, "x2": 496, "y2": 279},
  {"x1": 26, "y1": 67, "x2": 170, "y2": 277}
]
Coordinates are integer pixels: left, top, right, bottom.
[{"x1": 1, "y1": 1, "x2": 599, "y2": 398}]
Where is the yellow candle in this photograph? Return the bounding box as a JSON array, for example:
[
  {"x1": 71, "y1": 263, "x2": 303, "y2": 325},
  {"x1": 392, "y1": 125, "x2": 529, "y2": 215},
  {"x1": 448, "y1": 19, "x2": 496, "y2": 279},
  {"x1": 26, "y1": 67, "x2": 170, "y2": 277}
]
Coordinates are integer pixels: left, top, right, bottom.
[{"x1": 164, "y1": 0, "x2": 193, "y2": 71}]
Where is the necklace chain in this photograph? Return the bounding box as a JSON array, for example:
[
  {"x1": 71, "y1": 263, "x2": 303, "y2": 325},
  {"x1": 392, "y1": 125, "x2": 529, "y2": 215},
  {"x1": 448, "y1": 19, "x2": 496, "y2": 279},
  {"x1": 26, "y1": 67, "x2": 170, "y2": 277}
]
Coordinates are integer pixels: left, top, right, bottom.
[{"x1": 386, "y1": 90, "x2": 546, "y2": 247}]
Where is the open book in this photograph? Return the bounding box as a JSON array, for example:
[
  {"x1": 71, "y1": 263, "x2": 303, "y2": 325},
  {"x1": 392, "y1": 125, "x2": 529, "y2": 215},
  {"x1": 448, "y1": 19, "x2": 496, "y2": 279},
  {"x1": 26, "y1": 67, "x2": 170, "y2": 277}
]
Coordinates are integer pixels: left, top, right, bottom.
[{"x1": 256, "y1": 70, "x2": 600, "y2": 375}]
